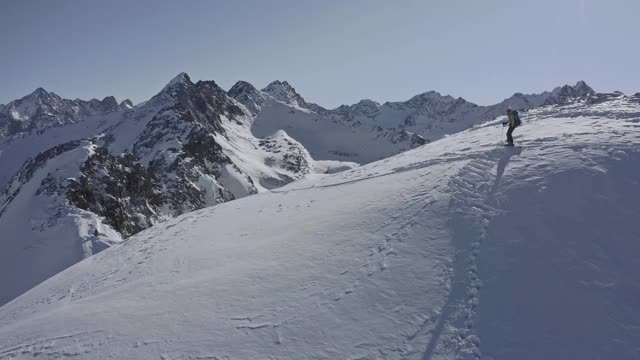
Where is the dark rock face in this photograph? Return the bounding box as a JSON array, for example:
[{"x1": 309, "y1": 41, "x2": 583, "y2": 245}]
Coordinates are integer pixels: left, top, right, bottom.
[
  {"x1": 259, "y1": 136, "x2": 312, "y2": 174},
  {"x1": 182, "y1": 131, "x2": 229, "y2": 165},
  {"x1": 228, "y1": 81, "x2": 267, "y2": 116},
  {"x1": 133, "y1": 75, "x2": 258, "y2": 216},
  {"x1": 145, "y1": 129, "x2": 238, "y2": 216},
  {"x1": 544, "y1": 82, "x2": 596, "y2": 106},
  {"x1": 2, "y1": 74, "x2": 263, "y2": 240},
  {"x1": 67, "y1": 147, "x2": 163, "y2": 237},
  {"x1": 100, "y1": 96, "x2": 119, "y2": 112}
]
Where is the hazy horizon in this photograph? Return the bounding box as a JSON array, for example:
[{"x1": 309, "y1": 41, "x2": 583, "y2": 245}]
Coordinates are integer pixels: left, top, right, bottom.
[
  {"x1": 2, "y1": 0, "x2": 638, "y2": 108},
  {"x1": 3, "y1": 74, "x2": 601, "y2": 109}
]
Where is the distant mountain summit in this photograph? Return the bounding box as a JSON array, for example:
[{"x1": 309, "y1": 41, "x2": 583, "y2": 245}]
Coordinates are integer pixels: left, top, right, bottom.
[
  {"x1": 330, "y1": 99, "x2": 381, "y2": 123},
  {"x1": 0, "y1": 88, "x2": 132, "y2": 138},
  {"x1": 228, "y1": 80, "x2": 267, "y2": 116},
  {"x1": 261, "y1": 80, "x2": 310, "y2": 109},
  {"x1": 317, "y1": 80, "x2": 596, "y2": 142},
  {"x1": 545, "y1": 81, "x2": 595, "y2": 105},
  {"x1": 499, "y1": 81, "x2": 595, "y2": 110}
]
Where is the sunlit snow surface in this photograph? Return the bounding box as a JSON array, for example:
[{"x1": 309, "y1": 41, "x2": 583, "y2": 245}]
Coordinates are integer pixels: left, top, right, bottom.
[
  {"x1": 1, "y1": 99, "x2": 639, "y2": 359},
  {"x1": 0, "y1": 84, "x2": 358, "y2": 306}
]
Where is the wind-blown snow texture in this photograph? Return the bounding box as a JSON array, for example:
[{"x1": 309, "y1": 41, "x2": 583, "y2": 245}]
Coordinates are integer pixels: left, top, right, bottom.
[{"x1": 1, "y1": 92, "x2": 639, "y2": 359}]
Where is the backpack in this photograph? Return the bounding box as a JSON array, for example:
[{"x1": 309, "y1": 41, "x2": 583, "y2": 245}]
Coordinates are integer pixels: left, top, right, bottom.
[{"x1": 513, "y1": 110, "x2": 521, "y2": 127}]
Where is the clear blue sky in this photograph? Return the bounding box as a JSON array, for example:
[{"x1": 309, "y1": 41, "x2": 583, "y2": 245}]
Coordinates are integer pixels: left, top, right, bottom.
[{"x1": 1, "y1": 0, "x2": 638, "y2": 108}]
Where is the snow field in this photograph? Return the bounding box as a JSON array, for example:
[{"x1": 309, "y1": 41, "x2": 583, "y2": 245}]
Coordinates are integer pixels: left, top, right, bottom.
[{"x1": 1, "y1": 107, "x2": 639, "y2": 359}]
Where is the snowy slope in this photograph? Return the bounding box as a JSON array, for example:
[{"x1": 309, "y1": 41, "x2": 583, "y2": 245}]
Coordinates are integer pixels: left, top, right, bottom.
[
  {"x1": 0, "y1": 95, "x2": 172, "y2": 305},
  {"x1": 0, "y1": 74, "x2": 358, "y2": 306},
  {"x1": 0, "y1": 141, "x2": 123, "y2": 306},
  {"x1": 1, "y1": 94, "x2": 638, "y2": 359}
]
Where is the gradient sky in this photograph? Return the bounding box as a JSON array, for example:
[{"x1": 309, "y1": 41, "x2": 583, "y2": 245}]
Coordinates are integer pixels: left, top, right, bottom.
[{"x1": 1, "y1": 0, "x2": 638, "y2": 108}]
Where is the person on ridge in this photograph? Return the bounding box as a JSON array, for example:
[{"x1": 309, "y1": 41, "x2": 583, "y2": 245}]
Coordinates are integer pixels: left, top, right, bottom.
[{"x1": 502, "y1": 108, "x2": 520, "y2": 146}]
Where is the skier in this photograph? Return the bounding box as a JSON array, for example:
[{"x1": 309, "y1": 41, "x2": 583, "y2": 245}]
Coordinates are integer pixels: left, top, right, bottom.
[{"x1": 502, "y1": 108, "x2": 521, "y2": 146}]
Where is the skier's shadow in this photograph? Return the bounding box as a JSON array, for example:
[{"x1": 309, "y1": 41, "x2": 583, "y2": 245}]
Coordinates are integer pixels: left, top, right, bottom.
[
  {"x1": 422, "y1": 146, "x2": 522, "y2": 360},
  {"x1": 490, "y1": 147, "x2": 522, "y2": 197}
]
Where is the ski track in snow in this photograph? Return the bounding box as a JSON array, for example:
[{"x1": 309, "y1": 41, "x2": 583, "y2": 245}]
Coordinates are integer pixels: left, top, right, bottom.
[
  {"x1": 423, "y1": 148, "x2": 516, "y2": 359},
  {"x1": 0, "y1": 331, "x2": 105, "y2": 359}
]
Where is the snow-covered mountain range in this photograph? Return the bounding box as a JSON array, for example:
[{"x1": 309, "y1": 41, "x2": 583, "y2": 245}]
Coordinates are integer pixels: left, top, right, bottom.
[
  {"x1": 0, "y1": 89, "x2": 638, "y2": 359},
  {"x1": 228, "y1": 78, "x2": 594, "y2": 163},
  {"x1": 321, "y1": 80, "x2": 595, "y2": 143},
  {"x1": 0, "y1": 88, "x2": 132, "y2": 138},
  {"x1": 0, "y1": 73, "x2": 355, "y2": 306},
  {"x1": 229, "y1": 79, "x2": 427, "y2": 164},
  {"x1": 0, "y1": 75, "x2": 600, "y2": 306}
]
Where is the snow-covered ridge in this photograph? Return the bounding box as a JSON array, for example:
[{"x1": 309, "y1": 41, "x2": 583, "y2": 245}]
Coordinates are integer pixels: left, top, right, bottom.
[
  {"x1": 0, "y1": 88, "x2": 132, "y2": 139},
  {"x1": 0, "y1": 93, "x2": 638, "y2": 359},
  {"x1": 331, "y1": 81, "x2": 595, "y2": 141},
  {"x1": 230, "y1": 79, "x2": 596, "y2": 148}
]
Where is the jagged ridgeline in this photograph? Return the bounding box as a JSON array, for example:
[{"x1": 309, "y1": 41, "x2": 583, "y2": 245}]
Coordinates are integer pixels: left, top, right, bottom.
[{"x1": 0, "y1": 88, "x2": 132, "y2": 137}]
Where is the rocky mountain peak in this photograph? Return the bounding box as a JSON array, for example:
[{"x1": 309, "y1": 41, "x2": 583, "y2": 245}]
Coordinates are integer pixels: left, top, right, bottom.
[
  {"x1": 545, "y1": 81, "x2": 596, "y2": 106},
  {"x1": 119, "y1": 99, "x2": 134, "y2": 109},
  {"x1": 170, "y1": 72, "x2": 191, "y2": 85},
  {"x1": 228, "y1": 81, "x2": 266, "y2": 116},
  {"x1": 395, "y1": 90, "x2": 476, "y2": 115},
  {"x1": 355, "y1": 99, "x2": 381, "y2": 108},
  {"x1": 262, "y1": 80, "x2": 308, "y2": 109},
  {"x1": 161, "y1": 72, "x2": 193, "y2": 93},
  {"x1": 574, "y1": 81, "x2": 594, "y2": 95},
  {"x1": 101, "y1": 96, "x2": 119, "y2": 111},
  {"x1": 30, "y1": 87, "x2": 50, "y2": 98},
  {"x1": 229, "y1": 80, "x2": 259, "y2": 96},
  {"x1": 344, "y1": 99, "x2": 381, "y2": 116}
]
